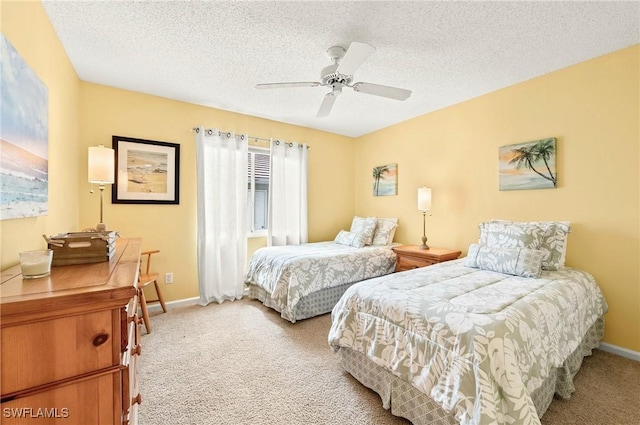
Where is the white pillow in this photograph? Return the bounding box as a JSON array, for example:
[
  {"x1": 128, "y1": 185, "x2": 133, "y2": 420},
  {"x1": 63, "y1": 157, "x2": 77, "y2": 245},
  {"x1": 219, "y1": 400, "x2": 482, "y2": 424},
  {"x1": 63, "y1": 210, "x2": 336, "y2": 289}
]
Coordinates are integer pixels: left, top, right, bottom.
[
  {"x1": 349, "y1": 216, "x2": 377, "y2": 246},
  {"x1": 372, "y1": 217, "x2": 398, "y2": 245},
  {"x1": 334, "y1": 230, "x2": 367, "y2": 248}
]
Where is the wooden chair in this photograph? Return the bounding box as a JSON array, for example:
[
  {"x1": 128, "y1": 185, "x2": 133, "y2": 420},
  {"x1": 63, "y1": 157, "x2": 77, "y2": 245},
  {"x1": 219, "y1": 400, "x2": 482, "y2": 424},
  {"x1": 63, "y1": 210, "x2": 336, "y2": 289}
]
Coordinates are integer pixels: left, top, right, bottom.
[{"x1": 138, "y1": 250, "x2": 167, "y2": 333}]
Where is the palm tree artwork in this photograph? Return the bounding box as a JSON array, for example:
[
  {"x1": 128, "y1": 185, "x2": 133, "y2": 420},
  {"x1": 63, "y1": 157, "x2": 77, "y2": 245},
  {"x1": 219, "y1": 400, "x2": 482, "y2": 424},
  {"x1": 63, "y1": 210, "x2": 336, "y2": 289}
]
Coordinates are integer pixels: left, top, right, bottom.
[
  {"x1": 372, "y1": 164, "x2": 397, "y2": 196},
  {"x1": 499, "y1": 138, "x2": 557, "y2": 191}
]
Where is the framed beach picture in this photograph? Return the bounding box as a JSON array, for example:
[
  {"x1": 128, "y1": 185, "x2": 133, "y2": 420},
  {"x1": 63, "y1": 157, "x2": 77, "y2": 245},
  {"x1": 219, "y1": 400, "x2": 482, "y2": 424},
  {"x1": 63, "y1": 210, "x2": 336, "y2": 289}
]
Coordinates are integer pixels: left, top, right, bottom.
[
  {"x1": 0, "y1": 35, "x2": 49, "y2": 220},
  {"x1": 372, "y1": 163, "x2": 397, "y2": 196},
  {"x1": 112, "y1": 136, "x2": 180, "y2": 204},
  {"x1": 499, "y1": 138, "x2": 557, "y2": 191}
]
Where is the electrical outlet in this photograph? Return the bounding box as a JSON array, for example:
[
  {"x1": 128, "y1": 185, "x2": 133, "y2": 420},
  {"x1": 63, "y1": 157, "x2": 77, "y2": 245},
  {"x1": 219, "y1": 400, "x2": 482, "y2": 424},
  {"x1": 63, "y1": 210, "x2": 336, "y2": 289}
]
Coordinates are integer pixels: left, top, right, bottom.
[{"x1": 165, "y1": 272, "x2": 173, "y2": 284}]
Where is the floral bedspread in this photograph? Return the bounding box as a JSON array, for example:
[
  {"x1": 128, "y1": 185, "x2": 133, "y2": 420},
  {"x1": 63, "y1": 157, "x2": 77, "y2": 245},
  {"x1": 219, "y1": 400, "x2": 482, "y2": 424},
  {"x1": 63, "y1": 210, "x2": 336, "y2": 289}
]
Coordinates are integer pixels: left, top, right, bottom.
[
  {"x1": 328, "y1": 259, "x2": 607, "y2": 425},
  {"x1": 245, "y1": 242, "x2": 397, "y2": 319}
]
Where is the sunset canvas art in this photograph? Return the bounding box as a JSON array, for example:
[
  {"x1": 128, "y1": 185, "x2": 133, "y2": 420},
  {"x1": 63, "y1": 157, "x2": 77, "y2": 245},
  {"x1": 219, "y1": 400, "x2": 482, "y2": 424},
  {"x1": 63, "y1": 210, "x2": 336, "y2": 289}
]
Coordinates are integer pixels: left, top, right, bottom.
[
  {"x1": 499, "y1": 138, "x2": 557, "y2": 191},
  {"x1": 373, "y1": 163, "x2": 397, "y2": 196}
]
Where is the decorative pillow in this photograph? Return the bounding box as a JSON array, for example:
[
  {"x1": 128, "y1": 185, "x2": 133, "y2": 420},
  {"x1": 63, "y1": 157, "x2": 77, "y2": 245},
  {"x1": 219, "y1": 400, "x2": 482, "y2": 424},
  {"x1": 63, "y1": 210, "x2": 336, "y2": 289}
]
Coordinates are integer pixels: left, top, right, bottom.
[
  {"x1": 481, "y1": 220, "x2": 571, "y2": 271},
  {"x1": 465, "y1": 243, "x2": 544, "y2": 278},
  {"x1": 349, "y1": 216, "x2": 377, "y2": 246},
  {"x1": 372, "y1": 217, "x2": 398, "y2": 245},
  {"x1": 334, "y1": 230, "x2": 367, "y2": 248},
  {"x1": 478, "y1": 221, "x2": 546, "y2": 249}
]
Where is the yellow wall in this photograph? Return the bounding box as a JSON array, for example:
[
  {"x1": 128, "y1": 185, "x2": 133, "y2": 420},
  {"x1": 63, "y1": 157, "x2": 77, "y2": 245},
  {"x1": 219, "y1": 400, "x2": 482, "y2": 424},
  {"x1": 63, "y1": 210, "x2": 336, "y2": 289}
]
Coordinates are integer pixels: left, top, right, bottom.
[
  {"x1": 354, "y1": 45, "x2": 640, "y2": 352},
  {"x1": 78, "y1": 83, "x2": 354, "y2": 302},
  {"x1": 2, "y1": 1, "x2": 638, "y2": 352},
  {"x1": 0, "y1": 1, "x2": 81, "y2": 269}
]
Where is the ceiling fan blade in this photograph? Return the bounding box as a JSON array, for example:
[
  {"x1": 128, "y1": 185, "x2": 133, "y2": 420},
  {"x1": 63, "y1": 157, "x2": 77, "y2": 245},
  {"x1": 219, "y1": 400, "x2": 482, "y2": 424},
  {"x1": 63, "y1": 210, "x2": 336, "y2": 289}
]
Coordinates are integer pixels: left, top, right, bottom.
[
  {"x1": 255, "y1": 82, "x2": 321, "y2": 89},
  {"x1": 352, "y1": 82, "x2": 411, "y2": 101},
  {"x1": 336, "y1": 42, "x2": 376, "y2": 75},
  {"x1": 316, "y1": 92, "x2": 338, "y2": 118}
]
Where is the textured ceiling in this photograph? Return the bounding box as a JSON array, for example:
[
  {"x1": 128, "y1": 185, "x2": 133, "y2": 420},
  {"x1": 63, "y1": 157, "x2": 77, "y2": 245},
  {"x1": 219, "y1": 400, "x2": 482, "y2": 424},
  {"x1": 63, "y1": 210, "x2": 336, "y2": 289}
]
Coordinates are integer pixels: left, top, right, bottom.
[{"x1": 42, "y1": 1, "x2": 639, "y2": 138}]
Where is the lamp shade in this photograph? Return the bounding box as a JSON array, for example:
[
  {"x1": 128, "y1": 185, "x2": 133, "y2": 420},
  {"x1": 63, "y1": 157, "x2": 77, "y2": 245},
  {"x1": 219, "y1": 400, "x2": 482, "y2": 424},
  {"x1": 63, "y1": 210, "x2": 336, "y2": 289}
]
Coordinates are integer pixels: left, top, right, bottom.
[
  {"x1": 88, "y1": 146, "x2": 115, "y2": 184},
  {"x1": 417, "y1": 187, "x2": 432, "y2": 211}
]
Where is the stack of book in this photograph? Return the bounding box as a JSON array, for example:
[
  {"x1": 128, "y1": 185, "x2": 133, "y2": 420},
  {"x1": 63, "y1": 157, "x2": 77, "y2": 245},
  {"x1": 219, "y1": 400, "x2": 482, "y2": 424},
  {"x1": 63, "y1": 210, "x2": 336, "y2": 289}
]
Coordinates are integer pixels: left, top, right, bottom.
[{"x1": 46, "y1": 231, "x2": 117, "y2": 266}]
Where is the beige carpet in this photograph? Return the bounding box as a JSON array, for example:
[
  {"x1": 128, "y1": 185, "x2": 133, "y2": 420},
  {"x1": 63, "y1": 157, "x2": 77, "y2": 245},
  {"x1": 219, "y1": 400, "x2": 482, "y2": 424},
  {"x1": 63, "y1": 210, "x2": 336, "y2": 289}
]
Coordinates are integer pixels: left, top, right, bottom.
[{"x1": 138, "y1": 299, "x2": 640, "y2": 425}]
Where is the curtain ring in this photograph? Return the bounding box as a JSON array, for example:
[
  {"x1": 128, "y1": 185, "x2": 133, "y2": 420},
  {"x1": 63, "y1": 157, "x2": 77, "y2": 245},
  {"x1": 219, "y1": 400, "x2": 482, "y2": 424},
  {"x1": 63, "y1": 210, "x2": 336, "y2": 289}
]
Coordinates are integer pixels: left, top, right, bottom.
[
  {"x1": 195, "y1": 128, "x2": 200, "y2": 133},
  {"x1": 227, "y1": 132, "x2": 232, "y2": 138},
  {"x1": 240, "y1": 134, "x2": 245, "y2": 140},
  {"x1": 207, "y1": 129, "x2": 213, "y2": 135},
  {"x1": 288, "y1": 142, "x2": 293, "y2": 147},
  {"x1": 275, "y1": 140, "x2": 280, "y2": 145}
]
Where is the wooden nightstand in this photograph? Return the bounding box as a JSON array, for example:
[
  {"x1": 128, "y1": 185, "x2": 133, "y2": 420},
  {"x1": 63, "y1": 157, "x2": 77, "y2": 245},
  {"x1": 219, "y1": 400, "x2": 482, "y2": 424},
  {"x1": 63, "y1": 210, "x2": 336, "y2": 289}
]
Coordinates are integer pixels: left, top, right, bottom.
[{"x1": 392, "y1": 245, "x2": 462, "y2": 272}]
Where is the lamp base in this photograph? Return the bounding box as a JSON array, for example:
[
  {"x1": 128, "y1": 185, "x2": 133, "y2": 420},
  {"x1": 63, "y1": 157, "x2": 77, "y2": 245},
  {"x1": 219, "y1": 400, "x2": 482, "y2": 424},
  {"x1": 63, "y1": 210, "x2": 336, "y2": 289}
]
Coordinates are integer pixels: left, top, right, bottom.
[{"x1": 419, "y1": 236, "x2": 429, "y2": 250}]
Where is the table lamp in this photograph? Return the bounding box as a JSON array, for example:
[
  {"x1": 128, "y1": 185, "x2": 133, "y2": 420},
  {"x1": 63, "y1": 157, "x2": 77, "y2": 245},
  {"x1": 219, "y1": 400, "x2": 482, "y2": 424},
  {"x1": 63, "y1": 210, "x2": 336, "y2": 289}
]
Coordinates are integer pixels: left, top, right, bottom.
[
  {"x1": 417, "y1": 187, "x2": 432, "y2": 250},
  {"x1": 88, "y1": 145, "x2": 115, "y2": 232}
]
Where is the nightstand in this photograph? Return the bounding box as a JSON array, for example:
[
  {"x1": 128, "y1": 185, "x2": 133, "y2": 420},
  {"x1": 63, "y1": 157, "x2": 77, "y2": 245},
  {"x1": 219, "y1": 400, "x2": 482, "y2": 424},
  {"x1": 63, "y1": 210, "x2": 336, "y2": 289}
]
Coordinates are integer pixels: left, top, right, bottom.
[{"x1": 392, "y1": 245, "x2": 462, "y2": 272}]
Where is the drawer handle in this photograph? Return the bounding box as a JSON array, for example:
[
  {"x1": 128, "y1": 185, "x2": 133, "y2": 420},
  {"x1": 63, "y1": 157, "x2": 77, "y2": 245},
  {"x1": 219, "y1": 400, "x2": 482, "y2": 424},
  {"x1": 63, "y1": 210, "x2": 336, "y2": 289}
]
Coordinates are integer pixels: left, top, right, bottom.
[
  {"x1": 132, "y1": 394, "x2": 142, "y2": 405},
  {"x1": 92, "y1": 333, "x2": 110, "y2": 347},
  {"x1": 134, "y1": 344, "x2": 142, "y2": 356}
]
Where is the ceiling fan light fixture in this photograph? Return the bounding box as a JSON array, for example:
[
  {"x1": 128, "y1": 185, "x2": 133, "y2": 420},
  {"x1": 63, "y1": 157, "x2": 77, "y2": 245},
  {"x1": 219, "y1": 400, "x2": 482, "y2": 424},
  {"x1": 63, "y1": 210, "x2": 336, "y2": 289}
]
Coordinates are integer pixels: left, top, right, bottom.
[
  {"x1": 326, "y1": 45, "x2": 346, "y2": 63},
  {"x1": 255, "y1": 41, "x2": 412, "y2": 117}
]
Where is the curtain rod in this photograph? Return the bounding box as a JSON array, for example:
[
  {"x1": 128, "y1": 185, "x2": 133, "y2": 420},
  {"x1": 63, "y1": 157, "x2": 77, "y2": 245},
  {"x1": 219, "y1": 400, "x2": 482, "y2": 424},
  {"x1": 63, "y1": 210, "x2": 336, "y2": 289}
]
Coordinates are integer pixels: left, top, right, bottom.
[{"x1": 191, "y1": 127, "x2": 310, "y2": 148}]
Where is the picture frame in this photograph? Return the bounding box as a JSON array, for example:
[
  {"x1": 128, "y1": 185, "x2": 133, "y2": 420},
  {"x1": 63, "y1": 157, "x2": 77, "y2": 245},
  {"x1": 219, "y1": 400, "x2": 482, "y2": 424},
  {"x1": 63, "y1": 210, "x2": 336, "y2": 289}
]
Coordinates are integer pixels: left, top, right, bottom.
[
  {"x1": 372, "y1": 163, "x2": 398, "y2": 196},
  {"x1": 112, "y1": 135, "x2": 180, "y2": 204},
  {"x1": 499, "y1": 137, "x2": 557, "y2": 191}
]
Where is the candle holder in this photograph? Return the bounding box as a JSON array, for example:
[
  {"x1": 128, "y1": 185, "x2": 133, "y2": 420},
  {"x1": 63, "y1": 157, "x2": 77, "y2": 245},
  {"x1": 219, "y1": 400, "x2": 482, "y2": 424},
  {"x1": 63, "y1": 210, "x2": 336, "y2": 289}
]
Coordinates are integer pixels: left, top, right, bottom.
[{"x1": 19, "y1": 249, "x2": 53, "y2": 279}]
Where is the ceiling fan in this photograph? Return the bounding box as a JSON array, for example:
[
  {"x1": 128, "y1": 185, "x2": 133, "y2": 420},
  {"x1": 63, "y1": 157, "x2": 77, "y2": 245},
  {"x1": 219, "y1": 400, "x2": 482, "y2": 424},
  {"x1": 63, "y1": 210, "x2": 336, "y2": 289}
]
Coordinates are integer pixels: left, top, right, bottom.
[{"x1": 255, "y1": 42, "x2": 412, "y2": 118}]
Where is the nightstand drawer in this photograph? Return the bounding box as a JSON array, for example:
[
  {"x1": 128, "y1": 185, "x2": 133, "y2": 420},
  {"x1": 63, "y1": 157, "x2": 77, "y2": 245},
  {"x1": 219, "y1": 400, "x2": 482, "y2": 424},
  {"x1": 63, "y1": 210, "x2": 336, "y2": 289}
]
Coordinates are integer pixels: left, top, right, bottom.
[
  {"x1": 392, "y1": 245, "x2": 461, "y2": 272},
  {"x1": 396, "y1": 255, "x2": 436, "y2": 271}
]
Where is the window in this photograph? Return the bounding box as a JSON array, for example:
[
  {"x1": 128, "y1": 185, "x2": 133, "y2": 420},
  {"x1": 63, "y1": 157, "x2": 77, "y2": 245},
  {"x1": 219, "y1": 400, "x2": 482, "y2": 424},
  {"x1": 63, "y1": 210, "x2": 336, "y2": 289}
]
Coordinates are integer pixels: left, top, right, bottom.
[{"x1": 247, "y1": 148, "x2": 270, "y2": 236}]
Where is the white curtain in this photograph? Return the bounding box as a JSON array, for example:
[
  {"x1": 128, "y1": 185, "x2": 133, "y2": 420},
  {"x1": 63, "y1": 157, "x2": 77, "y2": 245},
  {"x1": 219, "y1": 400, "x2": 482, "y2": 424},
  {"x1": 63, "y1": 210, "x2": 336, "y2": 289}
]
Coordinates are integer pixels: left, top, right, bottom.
[
  {"x1": 267, "y1": 139, "x2": 308, "y2": 246},
  {"x1": 195, "y1": 126, "x2": 248, "y2": 305}
]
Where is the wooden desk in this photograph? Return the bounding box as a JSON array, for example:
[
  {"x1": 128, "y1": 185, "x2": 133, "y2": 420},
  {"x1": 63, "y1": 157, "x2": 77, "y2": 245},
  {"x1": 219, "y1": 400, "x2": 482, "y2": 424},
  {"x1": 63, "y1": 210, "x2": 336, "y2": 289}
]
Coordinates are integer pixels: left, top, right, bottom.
[
  {"x1": 392, "y1": 245, "x2": 461, "y2": 272},
  {"x1": 1, "y1": 238, "x2": 142, "y2": 425}
]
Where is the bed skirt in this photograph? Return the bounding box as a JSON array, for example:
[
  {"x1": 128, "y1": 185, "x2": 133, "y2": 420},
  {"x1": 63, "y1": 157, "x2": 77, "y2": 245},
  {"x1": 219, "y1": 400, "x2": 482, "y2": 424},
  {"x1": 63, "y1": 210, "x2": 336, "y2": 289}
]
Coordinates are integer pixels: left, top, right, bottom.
[
  {"x1": 247, "y1": 281, "x2": 357, "y2": 322},
  {"x1": 338, "y1": 316, "x2": 605, "y2": 425}
]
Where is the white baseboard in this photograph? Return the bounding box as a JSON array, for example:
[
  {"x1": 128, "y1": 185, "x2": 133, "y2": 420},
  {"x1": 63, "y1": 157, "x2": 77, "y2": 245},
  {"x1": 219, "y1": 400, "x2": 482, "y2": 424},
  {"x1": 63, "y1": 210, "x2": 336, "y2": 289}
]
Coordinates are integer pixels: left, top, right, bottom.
[
  {"x1": 146, "y1": 296, "x2": 199, "y2": 313},
  {"x1": 599, "y1": 342, "x2": 640, "y2": 362}
]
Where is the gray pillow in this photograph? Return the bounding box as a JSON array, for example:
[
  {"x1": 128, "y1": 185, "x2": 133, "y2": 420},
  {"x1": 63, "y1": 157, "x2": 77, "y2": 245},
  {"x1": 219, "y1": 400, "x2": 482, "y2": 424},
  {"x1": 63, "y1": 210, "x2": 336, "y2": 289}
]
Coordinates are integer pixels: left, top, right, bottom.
[
  {"x1": 479, "y1": 220, "x2": 570, "y2": 271},
  {"x1": 465, "y1": 243, "x2": 544, "y2": 278},
  {"x1": 372, "y1": 217, "x2": 398, "y2": 245},
  {"x1": 349, "y1": 216, "x2": 377, "y2": 246},
  {"x1": 334, "y1": 230, "x2": 367, "y2": 248}
]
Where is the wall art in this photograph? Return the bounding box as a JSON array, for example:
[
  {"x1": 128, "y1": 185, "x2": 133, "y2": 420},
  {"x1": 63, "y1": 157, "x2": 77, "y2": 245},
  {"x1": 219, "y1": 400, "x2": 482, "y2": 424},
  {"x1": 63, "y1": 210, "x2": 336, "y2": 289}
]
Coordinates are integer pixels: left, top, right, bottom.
[{"x1": 499, "y1": 138, "x2": 556, "y2": 191}]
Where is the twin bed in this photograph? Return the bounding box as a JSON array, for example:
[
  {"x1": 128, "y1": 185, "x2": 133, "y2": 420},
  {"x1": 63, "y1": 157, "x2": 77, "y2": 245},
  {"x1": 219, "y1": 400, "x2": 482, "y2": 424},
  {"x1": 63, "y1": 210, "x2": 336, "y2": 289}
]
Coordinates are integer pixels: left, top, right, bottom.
[
  {"x1": 246, "y1": 219, "x2": 608, "y2": 425},
  {"x1": 245, "y1": 241, "x2": 396, "y2": 322},
  {"x1": 245, "y1": 216, "x2": 399, "y2": 322}
]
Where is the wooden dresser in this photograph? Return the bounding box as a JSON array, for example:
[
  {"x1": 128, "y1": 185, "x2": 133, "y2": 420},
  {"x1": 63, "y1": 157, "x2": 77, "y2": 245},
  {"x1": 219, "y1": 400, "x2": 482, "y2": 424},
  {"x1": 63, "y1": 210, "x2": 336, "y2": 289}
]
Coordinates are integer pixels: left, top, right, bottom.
[
  {"x1": 0, "y1": 238, "x2": 142, "y2": 425},
  {"x1": 392, "y1": 245, "x2": 461, "y2": 272}
]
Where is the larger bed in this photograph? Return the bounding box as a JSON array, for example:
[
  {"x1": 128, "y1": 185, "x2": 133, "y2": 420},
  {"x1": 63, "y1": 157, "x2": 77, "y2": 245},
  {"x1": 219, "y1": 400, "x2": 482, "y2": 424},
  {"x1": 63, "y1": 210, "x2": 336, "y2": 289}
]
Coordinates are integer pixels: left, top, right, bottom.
[{"x1": 328, "y1": 220, "x2": 608, "y2": 425}]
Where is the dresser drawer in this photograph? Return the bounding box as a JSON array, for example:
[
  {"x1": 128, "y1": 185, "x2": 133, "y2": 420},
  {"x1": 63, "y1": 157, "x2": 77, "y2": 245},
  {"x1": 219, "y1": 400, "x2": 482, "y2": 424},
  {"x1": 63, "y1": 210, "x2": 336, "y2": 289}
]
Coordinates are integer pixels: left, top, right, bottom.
[
  {"x1": 1, "y1": 310, "x2": 119, "y2": 395},
  {"x1": 1, "y1": 370, "x2": 119, "y2": 425}
]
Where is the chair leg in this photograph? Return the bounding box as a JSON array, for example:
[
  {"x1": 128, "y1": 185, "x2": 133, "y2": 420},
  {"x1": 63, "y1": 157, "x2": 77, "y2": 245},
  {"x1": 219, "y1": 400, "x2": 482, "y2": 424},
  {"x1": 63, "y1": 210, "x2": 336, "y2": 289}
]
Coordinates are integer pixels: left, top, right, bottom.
[
  {"x1": 153, "y1": 279, "x2": 167, "y2": 313},
  {"x1": 139, "y1": 288, "x2": 152, "y2": 334}
]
